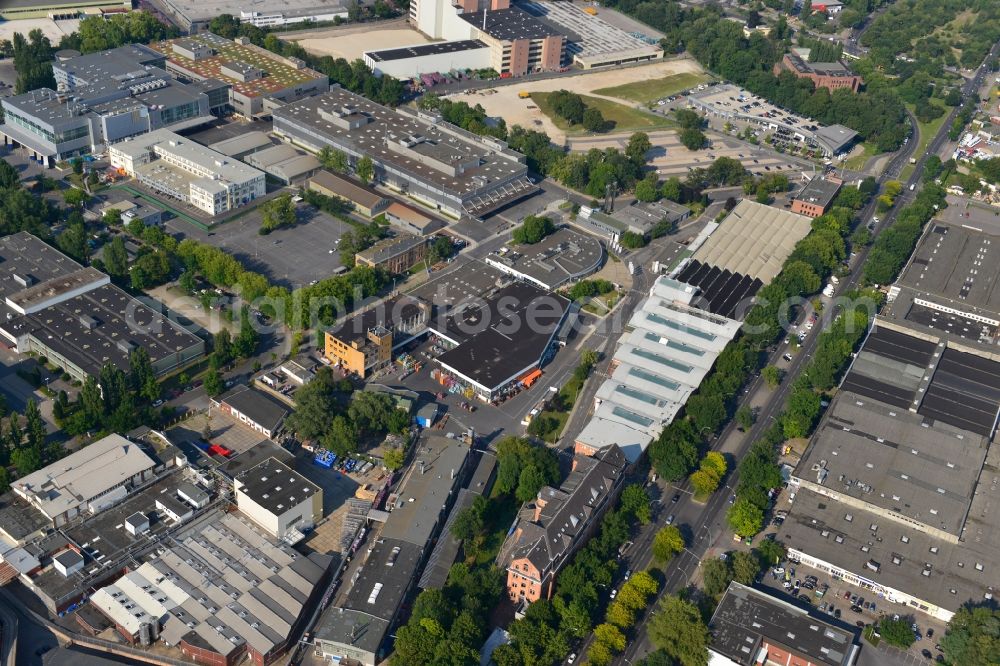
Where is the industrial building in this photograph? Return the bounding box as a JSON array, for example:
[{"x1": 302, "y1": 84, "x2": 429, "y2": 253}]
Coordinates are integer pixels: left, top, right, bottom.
[
  {"x1": 233, "y1": 457, "x2": 322, "y2": 541},
  {"x1": 577, "y1": 199, "x2": 690, "y2": 240},
  {"x1": 89, "y1": 511, "x2": 333, "y2": 665},
  {"x1": 0, "y1": 46, "x2": 221, "y2": 166},
  {"x1": 0, "y1": 0, "x2": 128, "y2": 20},
  {"x1": 709, "y1": 582, "x2": 861, "y2": 666},
  {"x1": 778, "y1": 320, "x2": 1000, "y2": 622},
  {"x1": 211, "y1": 385, "x2": 291, "y2": 439},
  {"x1": 458, "y1": 8, "x2": 566, "y2": 76},
  {"x1": 324, "y1": 295, "x2": 432, "y2": 377},
  {"x1": 364, "y1": 41, "x2": 492, "y2": 80},
  {"x1": 0, "y1": 232, "x2": 205, "y2": 383},
  {"x1": 355, "y1": 233, "x2": 430, "y2": 273},
  {"x1": 308, "y1": 170, "x2": 391, "y2": 219},
  {"x1": 11, "y1": 434, "x2": 157, "y2": 528},
  {"x1": 884, "y1": 220, "x2": 1000, "y2": 355},
  {"x1": 518, "y1": 1, "x2": 662, "y2": 70},
  {"x1": 154, "y1": 0, "x2": 348, "y2": 31},
  {"x1": 433, "y1": 281, "x2": 570, "y2": 401},
  {"x1": 498, "y1": 445, "x2": 627, "y2": 603},
  {"x1": 147, "y1": 33, "x2": 329, "y2": 118},
  {"x1": 775, "y1": 53, "x2": 862, "y2": 93},
  {"x1": 313, "y1": 434, "x2": 469, "y2": 666},
  {"x1": 242, "y1": 144, "x2": 320, "y2": 184},
  {"x1": 791, "y1": 176, "x2": 843, "y2": 218},
  {"x1": 272, "y1": 85, "x2": 536, "y2": 219},
  {"x1": 110, "y1": 128, "x2": 266, "y2": 215},
  {"x1": 574, "y1": 278, "x2": 741, "y2": 462},
  {"x1": 385, "y1": 201, "x2": 445, "y2": 235},
  {"x1": 669, "y1": 199, "x2": 813, "y2": 318},
  {"x1": 485, "y1": 226, "x2": 605, "y2": 290}
]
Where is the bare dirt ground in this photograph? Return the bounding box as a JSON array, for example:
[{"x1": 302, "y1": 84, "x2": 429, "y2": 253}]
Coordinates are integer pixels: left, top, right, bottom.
[
  {"x1": 445, "y1": 58, "x2": 705, "y2": 144},
  {"x1": 288, "y1": 22, "x2": 433, "y2": 60}
]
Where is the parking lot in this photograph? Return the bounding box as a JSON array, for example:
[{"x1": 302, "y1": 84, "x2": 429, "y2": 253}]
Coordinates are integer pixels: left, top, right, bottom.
[{"x1": 165, "y1": 203, "x2": 350, "y2": 289}]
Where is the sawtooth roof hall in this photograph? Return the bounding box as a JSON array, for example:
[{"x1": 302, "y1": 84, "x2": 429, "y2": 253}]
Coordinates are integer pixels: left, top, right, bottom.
[{"x1": 574, "y1": 277, "x2": 741, "y2": 462}]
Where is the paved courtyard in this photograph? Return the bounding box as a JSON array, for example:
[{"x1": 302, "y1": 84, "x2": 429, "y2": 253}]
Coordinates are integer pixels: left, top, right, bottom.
[{"x1": 165, "y1": 204, "x2": 350, "y2": 289}]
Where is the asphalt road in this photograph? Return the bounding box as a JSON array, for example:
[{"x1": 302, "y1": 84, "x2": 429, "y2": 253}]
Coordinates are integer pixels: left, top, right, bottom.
[{"x1": 592, "y1": 37, "x2": 1000, "y2": 666}]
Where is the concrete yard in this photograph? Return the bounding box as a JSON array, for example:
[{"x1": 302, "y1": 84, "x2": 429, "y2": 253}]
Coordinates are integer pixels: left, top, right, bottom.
[
  {"x1": 0, "y1": 17, "x2": 80, "y2": 43},
  {"x1": 164, "y1": 203, "x2": 350, "y2": 290},
  {"x1": 289, "y1": 24, "x2": 433, "y2": 61},
  {"x1": 445, "y1": 58, "x2": 706, "y2": 144}
]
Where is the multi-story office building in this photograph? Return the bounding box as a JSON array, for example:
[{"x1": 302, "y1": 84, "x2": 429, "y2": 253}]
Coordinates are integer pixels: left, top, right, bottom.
[
  {"x1": 272, "y1": 86, "x2": 535, "y2": 218},
  {"x1": 109, "y1": 128, "x2": 266, "y2": 215},
  {"x1": 0, "y1": 63, "x2": 219, "y2": 166},
  {"x1": 775, "y1": 53, "x2": 862, "y2": 93}
]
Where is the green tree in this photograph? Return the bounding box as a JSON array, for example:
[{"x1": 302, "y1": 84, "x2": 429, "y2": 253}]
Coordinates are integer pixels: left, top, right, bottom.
[
  {"x1": 689, "y1": 470, "x2": 720, "y2": 497},
  {"x1": 620, "y1": 483, "x2": 652, "y2": 524},
  {"x1": 0, "y1": 467, "x2": 9, "y2": 494},
  {"x1": 648, "y1": 595, "x2": 710, "y2": 666},
  {"x1": 731, "y1": 550, "x2": 761, "y2": 585},
  {"x1": 756, "y1": 538, "x2": 786, "y2": 566},
  {"x1": 635, "y1": 173, "x2": 661, "y2": 202},
  {"x1": 626, "y1": 132, "x2": 652, "y2": 164},
  {"x1": 736, "y1": 405, "x2": 755, "y2": 431},
  {"x1": 11, "y1": 445, "x2": 42, "y2": 475},
  {"x1": 728, "y1": 497, "x2": 765, "y2": 538},
  {"x1": 594, "y1": 624, "x2": 626, "y2": 653},
  {"x1": 63, "y1": 188, "x2": 89, "y2": 208},
  {"x1": 233, "y1": 307, "x2": 259, "y2": 358},
  {"x1": 680, "y1": 128, "x2": 706, "y2": 151},
  {"x1": 356, "y1": 155, "x2": 375, "y2": 183},
  {"x1": 652, "y1": 526, "x2": 684, "y2": 563},
  {"x1": 384, "y1": 447, "x2": 405, "y2": 471},
  {"x1": 260, "y1": 193, "x2": 296, "y2": 234},
  {"x1": 582, "y1": 107, "x2": 606, "y2": 132},
  {"x1": 24, "y1": 398, "x2": 46, "y2": 450},
  {"x1": 318, "y1": 146, "x2": 350, "y2": 173},
  {"x1": 204, "y1": 368, "x2": 225, "y2": 397},
  {"x1": 451, "y1": 495, "x2": 488, "y2": 541},
  {"x1": 286, "y1": 367, "x2": 342, "y2": 441},
  {"x1": 606, "y1": 600, "x2": 636, "y2": 628},
  {"x1": 660, "y1": 177, "x2": 682, "y2": 202},
  {"x1": 103, "y1": 236, "x2": 129, "y2": 278},
  {"x1": 0, "y1": 159, "x2": 19, "y2": 190},
  {"x1": 762, "y1": 365, "x2": 782, "y2": 388},
  {"x1": 940, "y1": 605, "x2": 1000, "y2": 665},
  {"x1": 511, "y1": 215, "x2": 555, "y2": 244},
  {"x1": 877, "y1": 618, "x2": 916, "y2": 648}
]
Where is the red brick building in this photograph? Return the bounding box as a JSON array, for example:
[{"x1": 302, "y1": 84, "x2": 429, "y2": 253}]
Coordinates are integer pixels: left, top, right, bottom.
[
  {"x1": 791, "y1": 176, "x2": 842, "y2": 218},
  {"x1": 498, "y1": 446, "x2": 627, "y2": 604},
  {"x1": 775, "y1": 53, "x2": 861, "y2": 93}
]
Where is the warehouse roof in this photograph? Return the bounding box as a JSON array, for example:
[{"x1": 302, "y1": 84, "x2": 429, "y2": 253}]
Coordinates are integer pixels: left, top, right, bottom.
[
  {"x1": 216, "y1": 385, "x2": 290, "y2": 434},
  {"x1": 13, "y1": 434, "x2": 155, "y2": 521},
  {"x1": 459, "y1": 6, "x2": 563, "y2": 40},
  {"x1": 813, "y1": 124, "x2": 858, "y2": 154},
  {"x1": 273, "y1": 86, "x2": 528, "y2": 201},
  {"x1": 796, "y1": 390, "x2": 989, "y2": 538},
  {"x1": 208, "y1": 130, "x2": 273, "y2": 157},
  {"x1": 435, "y1": 282, "x2": 570, "y2": 392},
  {"x1": 236, "y1": 457, "x2": 320, "y2": 516},
  {"x1": 485, "y1": 226, "x2": 604, "y2": 290},
  {"x1": 52, "y1": 44, "x2": 166, "y2": 86},
  {"x1": 366, "y1": 40, "x2": 488, "y2": 62},
  {"x1": 357, "y1": 234, "x2": 427, "y2": 267},
  {"x1": 793, "y1": 176, "x2": 842, "y2": 209},
  {"x1": 710, "y1": 582, "x2": 860, "y2": 666},
  {"x1": 692, "y1": 200, "x2": 812, "y2": 284},
  {"x1": 380, "y1": 434, "x2": 468, "y2": 547},
  {"x1": 310, "y1": 170, "x2": 388, "y2": 211}
]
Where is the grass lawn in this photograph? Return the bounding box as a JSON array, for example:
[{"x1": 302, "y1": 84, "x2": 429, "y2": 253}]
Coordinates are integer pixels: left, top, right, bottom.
[
  {"x1": 473, "y1": 493, "x2": 521, "y2": 565},
  {"x1": 843, "y1": 141, "x2": 879, "y2": 172},
  {"x1": 532, "y1": 92, "x2": 675, "y2": 135},
  {"x1": 906, "y1": 101, "x2": 951, "y2": 174},
  {"x1": 592, "y1": 72, "x2": 711, "y2": 105}
]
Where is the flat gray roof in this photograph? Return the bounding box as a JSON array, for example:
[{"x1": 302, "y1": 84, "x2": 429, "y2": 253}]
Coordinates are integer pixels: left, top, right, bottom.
[
  {"x1": 794, "y1": 176, "x2": 842, "y2": 208},
  {"x1": 710, "y1": 582, "x2": 859, "y2": 666},
  {"x1": 236, "y1": 456, "x2": 320, "y2": 516},
  {"x1": 379, "y1": 434, "x2": 469, "y2": 546},
  {"x1": 486, "y1": 226, "x2": 604, "y2": 289},
  {"x1": 273, "y1": 86, "x2": 528, "y2": 202},
  {"x1": 357, "y1": 233, "x2": 427, "y2": 266}
]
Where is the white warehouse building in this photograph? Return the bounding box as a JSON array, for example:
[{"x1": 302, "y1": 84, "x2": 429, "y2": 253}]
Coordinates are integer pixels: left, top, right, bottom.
[
  {"x1": 109, "y1": 128, "x2": 265, "y2": 215},
  {"x1": 234, "y1": 457, "x2": 323, "y2": 542}
]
